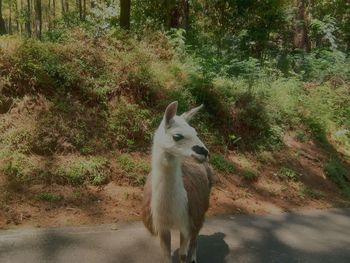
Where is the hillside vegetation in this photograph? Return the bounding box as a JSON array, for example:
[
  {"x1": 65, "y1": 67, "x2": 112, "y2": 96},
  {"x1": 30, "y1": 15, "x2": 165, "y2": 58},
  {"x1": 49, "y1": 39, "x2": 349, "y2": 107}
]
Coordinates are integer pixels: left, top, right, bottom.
[{"x1": 0, "y1": 0, "x2": 350, "y2": 227}]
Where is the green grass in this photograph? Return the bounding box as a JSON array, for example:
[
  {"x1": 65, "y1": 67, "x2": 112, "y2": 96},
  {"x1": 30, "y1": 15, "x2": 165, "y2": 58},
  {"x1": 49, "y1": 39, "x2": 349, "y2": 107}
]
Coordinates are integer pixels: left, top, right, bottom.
[
  {"x1": 277, "y1": 167, "x2": 300, "y2": 181},
  {"x1": 241, "y1": 169, "x2": 258, "y2": 180},
  {"x1": 301, "y1": 186, "x2": 325, "y2": 199},
  {"x1": 295, "y1": 130, "x2": 307, "y2": 142},
  {"x1": 210, "y1": 154, "x2": 235, "y2": 173},
  {"x1": 325, "y1": 157, "x2": 350, "y2": 197},
  {"x1": 117, "y1": 154, "x2": 150, "y2": 186},
  {"x1": 57, "y1": 157, "x2": 109, "y2": 186},
  {"x1": 36, "y1": 192, "x2": 62, "y2": 202}
]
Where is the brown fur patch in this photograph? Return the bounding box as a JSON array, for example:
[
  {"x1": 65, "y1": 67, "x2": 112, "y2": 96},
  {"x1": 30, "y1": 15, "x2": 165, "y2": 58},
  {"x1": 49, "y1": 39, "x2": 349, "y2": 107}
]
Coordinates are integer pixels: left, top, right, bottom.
[{"x1": 142, "y1": 158, "x2": 213, "y2": 236}]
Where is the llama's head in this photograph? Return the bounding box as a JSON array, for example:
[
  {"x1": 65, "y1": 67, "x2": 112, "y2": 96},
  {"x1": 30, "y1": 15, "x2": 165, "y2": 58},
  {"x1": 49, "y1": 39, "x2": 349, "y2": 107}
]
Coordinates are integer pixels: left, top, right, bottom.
[{"x1": 154, "y1": 101, "x2": 209, "y2": 163}]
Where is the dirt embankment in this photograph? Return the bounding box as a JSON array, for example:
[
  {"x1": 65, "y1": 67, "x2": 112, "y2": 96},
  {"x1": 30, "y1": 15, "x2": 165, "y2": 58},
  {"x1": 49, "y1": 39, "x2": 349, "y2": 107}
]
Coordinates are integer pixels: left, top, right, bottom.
[{"x1": 1, "y1": 134, "x2": 349, "y2": 229}]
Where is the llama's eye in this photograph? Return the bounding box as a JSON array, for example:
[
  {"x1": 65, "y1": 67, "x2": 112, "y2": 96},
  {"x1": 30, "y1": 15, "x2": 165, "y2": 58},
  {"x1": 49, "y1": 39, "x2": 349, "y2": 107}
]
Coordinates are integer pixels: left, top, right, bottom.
[{"x1": 173, "y1": 134, "x2": 184, "y2": 142}]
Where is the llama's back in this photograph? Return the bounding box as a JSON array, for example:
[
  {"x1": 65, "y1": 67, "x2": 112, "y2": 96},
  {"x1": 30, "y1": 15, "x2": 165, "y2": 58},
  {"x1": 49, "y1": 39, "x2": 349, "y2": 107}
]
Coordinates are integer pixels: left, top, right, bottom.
[{"x1": 142, "y1": 159, "x2": 213, "y2": 236}]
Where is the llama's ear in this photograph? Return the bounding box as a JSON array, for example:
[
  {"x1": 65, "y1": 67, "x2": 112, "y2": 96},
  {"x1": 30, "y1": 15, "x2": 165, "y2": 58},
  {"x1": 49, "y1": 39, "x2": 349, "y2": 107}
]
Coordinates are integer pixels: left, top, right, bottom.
[
  {"x1": 164, "y1": 101, "x2": 178, "y2": 127},
  {"x1": 181, "y1": 104, "x2": 203, "y2": 122}
]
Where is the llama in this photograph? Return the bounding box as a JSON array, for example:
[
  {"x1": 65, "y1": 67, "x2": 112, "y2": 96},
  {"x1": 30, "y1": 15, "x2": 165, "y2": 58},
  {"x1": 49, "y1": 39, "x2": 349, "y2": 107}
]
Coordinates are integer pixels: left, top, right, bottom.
[{"x1": 142, "y1": 101, "x2": 213, "y2": 263}]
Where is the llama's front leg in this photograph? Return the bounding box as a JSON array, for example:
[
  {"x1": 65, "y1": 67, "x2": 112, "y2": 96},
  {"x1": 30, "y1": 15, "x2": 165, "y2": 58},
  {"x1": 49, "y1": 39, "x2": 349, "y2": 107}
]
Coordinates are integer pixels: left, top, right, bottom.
[
  {"x1": 186, "y1": 236, "x2": 198, "y2": 263},
  {"x1": 160, "y1": 230, "x2": 171, "y2": 263},
  {"x1": 179, "y1": 232, "x2": 190, "y2": 263}
]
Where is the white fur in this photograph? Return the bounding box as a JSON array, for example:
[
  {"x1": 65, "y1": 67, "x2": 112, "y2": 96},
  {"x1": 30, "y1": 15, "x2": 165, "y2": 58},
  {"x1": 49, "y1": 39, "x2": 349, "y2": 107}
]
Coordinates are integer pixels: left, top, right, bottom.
[
  {"x1": 149, "y1": 102, "x2": 208, "y2": 262},
  {"x1": 150, "y1": 143, "x2": 190, "y2": 236}
]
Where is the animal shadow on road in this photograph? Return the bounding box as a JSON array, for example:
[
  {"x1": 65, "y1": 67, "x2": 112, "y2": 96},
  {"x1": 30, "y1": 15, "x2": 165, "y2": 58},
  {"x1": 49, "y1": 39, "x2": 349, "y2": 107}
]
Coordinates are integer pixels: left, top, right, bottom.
[{"x1": 172, "y1": 232, "x2": 229, "y2": 263}]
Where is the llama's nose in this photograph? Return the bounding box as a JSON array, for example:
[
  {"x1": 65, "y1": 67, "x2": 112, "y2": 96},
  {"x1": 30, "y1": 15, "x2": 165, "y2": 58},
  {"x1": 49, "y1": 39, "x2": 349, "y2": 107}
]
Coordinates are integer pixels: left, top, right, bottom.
[{"x1": 192, "y1": 145, "x2": 209, "y2": 157}]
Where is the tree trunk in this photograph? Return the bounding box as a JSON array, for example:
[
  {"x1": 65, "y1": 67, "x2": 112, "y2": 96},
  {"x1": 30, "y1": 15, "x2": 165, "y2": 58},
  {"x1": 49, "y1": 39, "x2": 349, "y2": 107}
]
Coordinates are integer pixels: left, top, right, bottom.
[
  {"x1": 34, "y1": 0, "x2": 41, "y2": 39},
  {"x1": 169, "y1": 0, "x2": 189, "y2": 29},
  {"x1": 293, "y1": 0, "x2": 311, "y2": 52},
  {"x1": 0, "y1": 0, "x2": 7, "y2": 35},
  {"x1": 78, "y1": 0, "x2": 82, "y2": 20},
  {"x1": 120, "y1": 0, "x2": 131, "y2": 30},
  {"x1": 53, "y1": 0, "x2": 55, "y2": 19},
  {"x1": 9, "y1": 0, "x2": 12, "y2": 34},
  {"x1": 17, "y1": 0, "x2": 22, "y2": 34},
  {"x1": 83, "y1": 0, "x2": 86, "y2": 20},
  {"x1": 48, "y1": 0, "x2": 51, "y2": 29},
  {"x1": 61, "y1": 0, "x2": 64, "y2": 14},
  {"x1": 25, "y1": 0, "x2": 31, "y2": 36}
]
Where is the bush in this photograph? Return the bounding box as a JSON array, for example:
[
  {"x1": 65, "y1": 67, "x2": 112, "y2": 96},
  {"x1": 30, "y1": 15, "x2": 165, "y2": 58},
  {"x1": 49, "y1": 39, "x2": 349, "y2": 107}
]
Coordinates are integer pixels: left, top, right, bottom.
[
  {"x1": 117, "y1": 154, "x2": 150, "y2": 186},
  {"x1": 210, "y1": 154, "x2": 235, "y2": 173},
  {"x1": 325, "y1": 158, "x2": 350, "y2": 197},
  {"x1": 57, "y1": 157, "x2": 109, "y2": 186},
  {"x1": 108, "y1": 102, "x2": 153, "y2": 150},
  {"x1": 299, "y1": 50, "x2": 350, "y2": 82},
  {"x1": 241, "y1": 169, "x2": 258, "y2": 180},
  {"x1": 301, "y1": 186, "x2": 324, "y2": 199},
  {"x1": 277, "y1": 167, "x2": 300, "y2": 181},
  {"x1": 36, "y1": 192, "x2": 62, "y2": 202}
]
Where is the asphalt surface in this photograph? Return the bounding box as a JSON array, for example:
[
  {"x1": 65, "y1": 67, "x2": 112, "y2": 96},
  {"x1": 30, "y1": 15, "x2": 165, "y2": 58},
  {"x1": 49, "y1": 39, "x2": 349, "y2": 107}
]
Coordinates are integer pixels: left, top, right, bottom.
[{"x1": 0, "y1": 209, "x2": 350, "y2": 263}]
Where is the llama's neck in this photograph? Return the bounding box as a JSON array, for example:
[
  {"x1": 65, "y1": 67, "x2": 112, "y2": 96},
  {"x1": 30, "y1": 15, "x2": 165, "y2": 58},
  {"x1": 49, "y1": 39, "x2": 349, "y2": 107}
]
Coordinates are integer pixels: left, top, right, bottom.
[
  {"x1": 150, "y1": 136, "x2": 189, "y2": 234},
  {"x1": 151, "y1": 144, "x2": 183, "y2": 189}
]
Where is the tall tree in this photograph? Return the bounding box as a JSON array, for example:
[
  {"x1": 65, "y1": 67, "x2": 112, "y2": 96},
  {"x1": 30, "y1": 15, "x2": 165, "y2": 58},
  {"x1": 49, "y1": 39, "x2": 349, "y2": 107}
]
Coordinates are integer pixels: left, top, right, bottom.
[
  {"x1": 61, "y1": 0, "x2": 64, "y2": 15},
  {"x1": 52, "y1": 0, "x2": 55, "y2": 19},
  {"x1": 0, "y1": 0, "x2": 7, "y2": 34},
  {"x1": 34, "y1": 0, "x2": 41, "y2": 38},
  {"x1": 169, "y1": 0, "x2": 189, "y2": 29},
  {"x1": 25, "y1": 0, "x2": 31, "y2": 36},
  {"x1": 78, "y1": 0, "x2": 82, "y2": 20},
  {"x1": 82, "y1": 0, "x2": 86, "y2": 20},
  {"x1": 120, "y1": 0, "x2": 131, "y2": 30},
  {"x1": 8, "y1": 0, "x2": 12, "y2": 34},
  {"x1": 293, "y1": 0, "x2": 311, "y2": 52}
]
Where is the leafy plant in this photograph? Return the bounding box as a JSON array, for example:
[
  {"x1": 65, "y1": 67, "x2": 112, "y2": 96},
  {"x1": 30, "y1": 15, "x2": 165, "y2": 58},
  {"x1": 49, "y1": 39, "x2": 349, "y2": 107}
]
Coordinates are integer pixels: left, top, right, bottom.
[
  {"x1": 325, "y1": 158, "x2": 350, "y2": 197},
  {"x1": 36, "y1": 192, "x2": 62, "y2": 202},
  {"x1": 241, "y1": 169, "x2": 258, "y2": 180},
  {"x1": 117, "y1": 154, "x2": 150, "y2": 186},
  {"x1": 277, "y1": 167, "x2": 300, "y2": 181},
  {"x1": 301, "y1": 186, "x2": 324, "y2": 199},
  {"x1": 57, "y1": 157, "x2": 109, "y2": 186},
  {"x1": 108, "y1": 103, "x2": 153, "y2": 150},
  {"x1": 210, "y1": 154, "x2": 235, "y2": 173}
]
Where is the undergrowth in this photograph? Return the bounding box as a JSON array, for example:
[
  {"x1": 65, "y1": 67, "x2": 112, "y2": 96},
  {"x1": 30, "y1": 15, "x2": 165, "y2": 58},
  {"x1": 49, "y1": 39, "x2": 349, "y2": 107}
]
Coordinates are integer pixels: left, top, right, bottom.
[{"x1": 0, "y1": 27, "x2": 349, "y2": 194}]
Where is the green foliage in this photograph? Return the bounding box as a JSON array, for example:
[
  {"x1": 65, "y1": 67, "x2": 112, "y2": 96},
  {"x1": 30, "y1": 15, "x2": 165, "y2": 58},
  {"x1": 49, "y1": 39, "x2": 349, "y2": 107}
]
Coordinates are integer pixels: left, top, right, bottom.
[
  {"x1": 301, "y1": 186, "x2": 325, "y2": 199},
  {"x1": 36, "y1": 192, "x2": 62, "y2": 202},
  {"x1": 295, "y1": 130, "x2": 307, "y2": 142},
  {"x1": 210, "y1": 154, "x2": 235, "y2": 173},
  {"x1": 57, "y1": 157, "x2": 109, "y2": 186},
  {"x1": 1, "y1": 150, "x2": 30, "y2": 180},
  {"x1": 1, "y1": 10, "x2": 350, "y2": 199},
  {"x1": 301, "y1": 83, "x2": 350, "y2": 147},
  {"x1": 277, "y1": 167, "x2": 300, "y2": 181},
  {"x1": 241, "y1": 169, "x2": 258, "y2": 180},
  {"x1": 117, "y1": 154, "x2": 150, "y2": 186},
  {"x1": 109, "y1": 102, "x2": 153, "y2": 150},
  {"x1": 300, "y1": 50, "x2": 350, "y2": 82},
  {"x1": 325, "y1": 158, "x2": 350, "y2": 197}
]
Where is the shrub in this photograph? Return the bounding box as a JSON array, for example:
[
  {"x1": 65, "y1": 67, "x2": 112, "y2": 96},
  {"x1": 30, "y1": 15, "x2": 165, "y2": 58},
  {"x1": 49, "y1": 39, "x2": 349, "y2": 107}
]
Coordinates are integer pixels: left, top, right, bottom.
[
  {"x1": 277, "y1": 167, "x2": 300, "y2": 181},
  {"x1": 57, "y1": 157, "x2": 109, "y2": 186},
  {"x1": 241, "y1": 169, "x2": 258, "y2": 180},
  {"x1": 36, "y1": 192, "x2": 62, "y2": 202},
  {"x1": 108, "y1": 102, "x2": 153, "y2": 150},
  {"x1": 325, "y1": 158, "x2": 350, "y2": 197},
  {"x1": 117, "y1": 154, "x2": 150, "y2": 186},
  {"x1": 301, "y1": 186, "x2": 324, "y2": 199},
  {"x1": 210, "y1": 154, "x2": 235, "y2": 173}
]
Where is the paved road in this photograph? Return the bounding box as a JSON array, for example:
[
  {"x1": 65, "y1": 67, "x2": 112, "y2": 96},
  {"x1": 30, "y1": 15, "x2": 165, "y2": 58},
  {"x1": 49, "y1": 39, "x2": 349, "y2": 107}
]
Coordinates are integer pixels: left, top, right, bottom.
[{"x1": 1, "y1": 209, "x2": 350, "y2": 263}]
